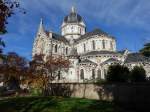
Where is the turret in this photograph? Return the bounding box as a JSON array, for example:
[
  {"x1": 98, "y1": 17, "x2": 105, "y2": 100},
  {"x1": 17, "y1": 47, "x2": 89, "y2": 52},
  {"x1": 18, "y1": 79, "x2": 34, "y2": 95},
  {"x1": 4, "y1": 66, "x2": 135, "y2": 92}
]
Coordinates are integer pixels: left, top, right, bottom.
[
  {"x1": 32, "y1": 18, "x2": 46, "y2": 57},
  {"x1": 61, "y1": 6, "x2": 86, "y2": 41}
]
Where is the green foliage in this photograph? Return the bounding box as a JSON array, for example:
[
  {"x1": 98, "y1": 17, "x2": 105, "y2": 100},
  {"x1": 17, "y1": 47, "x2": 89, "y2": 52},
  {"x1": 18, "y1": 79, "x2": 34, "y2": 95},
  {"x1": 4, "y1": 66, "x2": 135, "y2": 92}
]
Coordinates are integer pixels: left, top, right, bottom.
[
  {"x1": 30, "y1": 88, "x2": 42, "y2": 96},
  {"x1": 106, "y1": 64, "x2": 130, "y2": 83},
  {"x1": 96, "y1": 79, "x2": 107, "y2": 84},
  {"x1": 0, "y1": 87, "x2": 6, "y2": 96},
  {"x1": 130, "y1": 66, "x2": 146, "y2": 82},
  {"x1": 140, "y1": 42, "x2": 150, "y2": 57}
]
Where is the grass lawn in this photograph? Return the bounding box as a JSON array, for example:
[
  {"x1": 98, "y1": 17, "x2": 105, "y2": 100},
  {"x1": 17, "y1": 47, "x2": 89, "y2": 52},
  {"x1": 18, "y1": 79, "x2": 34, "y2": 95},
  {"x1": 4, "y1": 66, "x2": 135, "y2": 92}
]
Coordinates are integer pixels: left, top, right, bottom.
[{"x1": 0, "y1": 96, "x2": 117, "y2": 112}]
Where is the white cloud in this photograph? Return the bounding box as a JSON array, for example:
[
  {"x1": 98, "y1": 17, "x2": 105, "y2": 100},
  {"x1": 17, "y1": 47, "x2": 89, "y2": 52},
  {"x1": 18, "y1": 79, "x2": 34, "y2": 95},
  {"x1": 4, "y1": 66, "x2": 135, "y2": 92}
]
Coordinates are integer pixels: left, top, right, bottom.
[
  {"x1": 3, "y1": 0, "x2": 150, "y2": 57},
  {"x1": 20, "y1": 0, "x2": 150, "y2": 32}
]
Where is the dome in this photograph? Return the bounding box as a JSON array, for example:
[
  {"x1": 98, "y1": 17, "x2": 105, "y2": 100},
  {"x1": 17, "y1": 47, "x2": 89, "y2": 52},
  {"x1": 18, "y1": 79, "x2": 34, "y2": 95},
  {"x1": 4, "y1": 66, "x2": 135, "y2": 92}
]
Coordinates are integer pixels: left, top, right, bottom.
[{"x1": 63, "y1": 7, "x2": 83, "y2": 23}]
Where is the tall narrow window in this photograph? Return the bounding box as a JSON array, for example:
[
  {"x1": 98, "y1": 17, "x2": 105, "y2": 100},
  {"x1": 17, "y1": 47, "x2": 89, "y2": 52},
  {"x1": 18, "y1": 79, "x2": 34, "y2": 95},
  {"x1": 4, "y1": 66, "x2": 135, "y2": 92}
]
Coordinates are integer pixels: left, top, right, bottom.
[
  {"x1": 104, "y1": 69, "x2": 107, "y2": 79},
  {"x1": 92, "y1": 69, "x2": 95, "y2": 79},
  {"x1": 92, "y1": 40, "x2": 95, "y2": 50},
  {"x1": 110, "y1": 41, "x2": 113, "y2": 50},
  {"x1": 84, "y1": 44, "x2": 86, "y2": 52},
  {"x1": 55, "y1": 45, "x2": 57, "y2": 53},
  {"x1": 66, "y1": 47, "x2": 68, "y2": 55},
  {"x1": 80, "y1": 69, "x2": 84, "y2": 80},
  {"x1": 97, "y1": 69, "x2": 101, "y2": 79},
  {"x1": 71, "y1": 26, "x2": 74, "y2": 33},
  {"x1": 79, "y1": 28, "x2": 82, "y2": 34},
  {"x1": 102, "y1": 40, "x2": 105, "y2": 49},
  {"x1": 58, "y1": 71, "x2": 61, "y2": 80}
]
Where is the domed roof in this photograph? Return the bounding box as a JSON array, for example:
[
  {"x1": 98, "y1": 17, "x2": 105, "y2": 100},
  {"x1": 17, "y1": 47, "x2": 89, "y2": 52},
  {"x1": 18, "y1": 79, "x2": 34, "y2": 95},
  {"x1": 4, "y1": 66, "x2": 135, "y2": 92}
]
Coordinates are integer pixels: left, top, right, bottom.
[{"x1": 63, "y1": 7, "x2": 83, "y2": 23}]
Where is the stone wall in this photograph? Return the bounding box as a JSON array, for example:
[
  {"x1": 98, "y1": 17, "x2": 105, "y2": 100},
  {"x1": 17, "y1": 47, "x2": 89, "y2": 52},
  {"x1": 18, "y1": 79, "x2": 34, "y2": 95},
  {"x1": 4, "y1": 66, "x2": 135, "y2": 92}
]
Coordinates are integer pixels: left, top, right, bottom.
[
  {"x1": 50, "y1": 83, "x2": 150, "y2": 111},
  {"x1": 50, "y1": 83, "x2": 113, "y2": 100},
  {"x1": 50, "y1": 83, "x2": 150, "y2": 101}
]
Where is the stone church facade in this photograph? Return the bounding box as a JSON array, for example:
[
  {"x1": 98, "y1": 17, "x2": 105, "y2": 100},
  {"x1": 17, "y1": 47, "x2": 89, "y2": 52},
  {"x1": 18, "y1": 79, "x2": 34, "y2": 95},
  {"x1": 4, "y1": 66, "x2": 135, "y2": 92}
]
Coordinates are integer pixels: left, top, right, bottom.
[{"x1": 32, "y1": 7, "x2": 150, "y2": 82}]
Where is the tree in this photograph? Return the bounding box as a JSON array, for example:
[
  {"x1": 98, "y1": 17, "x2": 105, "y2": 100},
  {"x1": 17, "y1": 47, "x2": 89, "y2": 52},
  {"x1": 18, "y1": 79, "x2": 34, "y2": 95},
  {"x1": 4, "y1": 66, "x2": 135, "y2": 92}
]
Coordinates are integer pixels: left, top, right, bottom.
[
  {"x1": 106, "y1": 64, "x2": 130, "y2": 83},
  {"x1": 0, "y1": 52, "x2": 28, "y2": 90},
  {"x1": 130, "y1": 66, "x2": 146, "y2": 82},
  {"x1": 45, "y1": 56, "x2": 70, "y2": 80},
  {"x1": 0, "y1": 0, "x2": 25, "y2": 59},
  {"x1": 140, "y1": 42, "x2": 150, "y2": 57},
  {"x1": 27, "y1": 54, "x2": 70, "y2": 96},
  {"x1": 0, "y1": 0, "x2": 25, "y2": 34}
]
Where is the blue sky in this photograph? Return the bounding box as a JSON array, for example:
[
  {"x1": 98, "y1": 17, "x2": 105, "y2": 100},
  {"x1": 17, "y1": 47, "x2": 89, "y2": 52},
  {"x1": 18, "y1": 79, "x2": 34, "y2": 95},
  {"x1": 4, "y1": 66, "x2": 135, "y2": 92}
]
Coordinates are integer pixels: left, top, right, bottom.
[{"x1": 1, "y1": 0, "x2": 150, "y2": 60}]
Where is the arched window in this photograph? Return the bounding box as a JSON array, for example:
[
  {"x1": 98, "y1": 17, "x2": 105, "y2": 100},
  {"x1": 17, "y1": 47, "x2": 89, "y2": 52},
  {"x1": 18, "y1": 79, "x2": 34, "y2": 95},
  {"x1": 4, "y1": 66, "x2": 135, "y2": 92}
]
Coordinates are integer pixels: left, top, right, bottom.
[
  {"x1": 104, "y1": 69, "x2": 107, "y2": 79},
  {"x1": 66, "y1": 47, "x2": 68, "y2": 55},
  {"x1": 102, "y1": 40, "x2": 105, "y2": 49},
  {"x1": 97, "y1": 69, "x2": 101, "y2": 79},
  {"x1": 110, "y1": 41, "x2": 113, "y2": 50},
  {"x1": 84, "y1": 44, "x2": 86, "y2": 52},
  {"x1": 80, "y1": 69, "x2": 84, "y2": 80},
  {"x1": 55, "y1": 45, "x2": 57, "y2": 53},
  {"x1": 92, "y1": 40, "x2": 95, "y2": 50},
  {"x1": 58, "y1": 71, "x2": 61, "y2": 80},
  {"x1": 80, "y1": 28, "x2": 82, "y2": 34},
  {"x1": 92, "y1": 69, "x2": 95, "y2": 79}
]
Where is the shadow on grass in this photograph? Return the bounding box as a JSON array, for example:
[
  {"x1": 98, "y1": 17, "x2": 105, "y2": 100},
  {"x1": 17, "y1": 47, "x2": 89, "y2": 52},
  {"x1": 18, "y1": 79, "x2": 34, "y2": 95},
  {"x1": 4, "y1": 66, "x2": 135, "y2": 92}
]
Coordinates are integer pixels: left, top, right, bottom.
[
  {"x1": 70, "y1": 100, "x2": 116, "y2": 112},
  {"x1": 0, "y1": 97, "x2": 58, "y2": 112},
  {"x1": 0, "y1": 97, "x2": 116, "y2": 112}
]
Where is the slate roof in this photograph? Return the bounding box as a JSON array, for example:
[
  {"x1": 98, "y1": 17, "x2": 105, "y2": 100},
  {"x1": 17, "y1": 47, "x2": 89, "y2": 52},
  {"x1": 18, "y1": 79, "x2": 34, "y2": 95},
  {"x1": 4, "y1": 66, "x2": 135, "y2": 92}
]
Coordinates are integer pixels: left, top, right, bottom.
[
  {"x1": 79, "y1": 59, "x2": 97, "y2": 65},
  {"x1": 64, "y1": 12, "x2": 83, "y2": 23},
  {"x1": 117, "y1": 50, "x2": 126, "y2": 54},
  {"x1": 75, "y1": 29, "x2": 115, "y2": 42},
  {"x1": 45, "y1": 31, "x2": 69, "y2": 44},
  {"x1": 52, "y1": 33, "x2": 69, "y2": 44},
  {"x1": 102, "y1": 58, "x2": 121, "y2": 64},
  {"x1": 81, "y1": 51, "x2": 120, "y2": 56},
  {"x1": 125, "y1": 53, "x2": 150, "y2": 63}
]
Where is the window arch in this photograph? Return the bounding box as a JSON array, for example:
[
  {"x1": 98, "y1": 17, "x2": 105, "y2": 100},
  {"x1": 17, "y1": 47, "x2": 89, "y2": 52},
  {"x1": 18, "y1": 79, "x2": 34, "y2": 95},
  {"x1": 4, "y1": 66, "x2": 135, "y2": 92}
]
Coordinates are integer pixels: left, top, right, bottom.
[
  {"x1": 92, "y1": 69, "x2": 95, "y2": 79},
  {"x1": 84, "y1": 44, "x2": 86, "y2": 52},
  {"x1": 102, "y1": 40, "x2": 105, "y2": 49},
  {"x1": 66, "y1": 47, "x2": 68, "y2": 55},
  {"x1": 92, "y1": 40, "x2": 95, "y2": 50},
  {"x1": 110, "y1": 41, "x2": 113, "y2": 50},
  {"x1": 55, "y1": 44, "x2": 57, "y2": 53},
  {"x1": 97, "y1": 69, "x2": 101, "y2": 79},
  {"x1": 79, "y1": 28, "x2": 82, "y2": 34},
  {"x1": 104, "y1": 69, "x2": 107, "y2": 79},
  {"x1": 80, "y1": 69, "x2": 84, "y2": 80},
  {"x1": 58, "y1": 71, "x2": 61, "y2": 80}
]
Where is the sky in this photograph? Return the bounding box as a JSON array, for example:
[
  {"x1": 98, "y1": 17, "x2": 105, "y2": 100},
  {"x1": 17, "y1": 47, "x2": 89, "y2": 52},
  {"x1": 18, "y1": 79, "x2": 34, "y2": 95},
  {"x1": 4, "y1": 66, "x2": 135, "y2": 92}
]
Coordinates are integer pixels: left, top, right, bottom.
[{"x1": 1, "y1": 0, "x2": 150, "y2": 60}]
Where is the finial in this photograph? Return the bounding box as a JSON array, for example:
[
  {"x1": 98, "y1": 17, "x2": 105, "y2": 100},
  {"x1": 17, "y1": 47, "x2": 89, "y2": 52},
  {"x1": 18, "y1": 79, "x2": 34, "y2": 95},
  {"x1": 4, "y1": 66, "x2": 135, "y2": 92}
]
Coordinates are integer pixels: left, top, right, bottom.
[
  {"x1": 71, "y1": 6, "x2": 76, "y2": 13},
  {"x1": 40, "y1": 18, "x2": 43, "y2": 25}
]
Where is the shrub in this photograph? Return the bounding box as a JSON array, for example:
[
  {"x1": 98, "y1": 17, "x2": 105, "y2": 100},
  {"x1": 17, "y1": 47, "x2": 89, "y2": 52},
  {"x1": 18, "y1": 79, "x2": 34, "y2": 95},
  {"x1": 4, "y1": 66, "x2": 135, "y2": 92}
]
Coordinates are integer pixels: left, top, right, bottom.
[
  {"x1": 106, "y1": 64, "x2": 130, "y2": 83},
  {"x1": 30, "y1": 88, "x2": 42, "y2": 96},
  {"x1": 0, "y1": 87, "x2": 6, "y2": 96},
  {"x1": 96, "y1": 79, "x2": 106, "y2": 84},
  {"x1": 130, "y1": 66, "x2": 146, "y2": 82}
]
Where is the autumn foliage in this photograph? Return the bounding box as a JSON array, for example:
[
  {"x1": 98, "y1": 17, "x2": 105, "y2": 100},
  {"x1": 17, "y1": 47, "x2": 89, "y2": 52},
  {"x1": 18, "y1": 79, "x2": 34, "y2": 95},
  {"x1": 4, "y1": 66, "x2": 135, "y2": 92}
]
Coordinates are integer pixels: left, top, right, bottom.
[
  {"x1": 22, "y1": 54, "x2": 70, "y2": 95},
  {"x1": 0, "y1": 52, "x2": 28, "y2": 89}
]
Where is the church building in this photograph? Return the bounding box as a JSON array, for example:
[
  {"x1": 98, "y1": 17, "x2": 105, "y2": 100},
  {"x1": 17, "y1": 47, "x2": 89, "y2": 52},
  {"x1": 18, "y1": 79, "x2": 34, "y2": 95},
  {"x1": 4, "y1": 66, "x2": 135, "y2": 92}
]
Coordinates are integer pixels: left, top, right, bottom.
[{"x1": 32, "y1": 7, "x2": 150, "y2": 82}]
